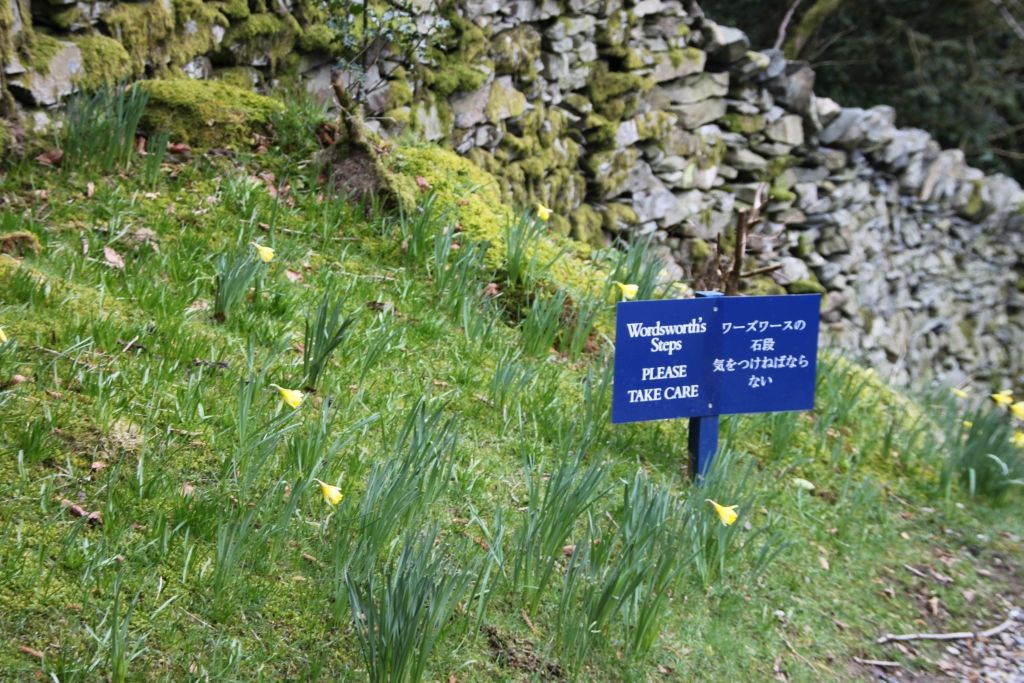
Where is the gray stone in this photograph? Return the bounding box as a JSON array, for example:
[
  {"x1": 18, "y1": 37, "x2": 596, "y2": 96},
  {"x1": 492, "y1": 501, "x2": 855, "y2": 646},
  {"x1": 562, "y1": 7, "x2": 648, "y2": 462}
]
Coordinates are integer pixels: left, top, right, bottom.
[
  {"x1": 650, "y1": 49, "x2": 706, "y2": 82},
  {"x1": 450, "y1": 76, "x2": 493, "y2": 129},
  {"x1": 182, "y1": 57, "x2": 212, "y2": 80},
  {"x1": 767, "y1": 62, "x2": 815, "y2": 115},
  {"x1": 652, "y1": 72, "x2": 728, "y2": 106},
  {"x1": 671, "y1": 97, "x2": 726, "y2": 129},
  {"x1": 414, "y1": 101, "x2": 447, "y2": 141},
  {"x1": 726, "y1": 148, "x2": 767, "y2": 173},
  {"x1": 702, "y1": 20, "x2": 749, "y2": 64},
  {"x1": 765, "y1": 114, "x2": 804, "y2": 146},
  {"x1": 8, "y1": 41, "x2": 83, "y2": 107}
]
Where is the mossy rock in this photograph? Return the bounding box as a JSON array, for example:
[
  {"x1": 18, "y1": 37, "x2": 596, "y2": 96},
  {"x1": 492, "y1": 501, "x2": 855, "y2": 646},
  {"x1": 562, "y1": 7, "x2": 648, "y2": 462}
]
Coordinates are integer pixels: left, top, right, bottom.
[
  {"x1": 786, "y1": 277, "x2": 826, "y2": 295},
  {"x1": 71, "y1": 35, "x2": 132, "y2": 90},
  {"x1": 570, "y1": 204, "x2": 604, "y2": 247},
  {"x1": 102, "y1": 1, "x2": 174, "y2": 76},
  {"x1": 298, "y1": 23, "x2": 338, "y2": 53},
  {"x1": 385, "y1": 145, "x2": 604, "y2": 295},
  {"x1": 212, "y1": 66, "x2": 260, "y2": 89},
  {"x1": 138, "y1": 79, "x2": 283, "y2": 148},
  {"x1": 222, "y1": 12, "x2": 299, "y2": 71}
]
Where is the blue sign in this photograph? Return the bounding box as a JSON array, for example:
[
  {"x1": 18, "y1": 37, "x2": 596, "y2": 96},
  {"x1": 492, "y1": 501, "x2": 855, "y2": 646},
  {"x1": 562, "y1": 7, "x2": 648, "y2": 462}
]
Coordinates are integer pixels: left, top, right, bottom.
[{"x1": 612, "y1": 294, "x2": 821, "y2": 424}]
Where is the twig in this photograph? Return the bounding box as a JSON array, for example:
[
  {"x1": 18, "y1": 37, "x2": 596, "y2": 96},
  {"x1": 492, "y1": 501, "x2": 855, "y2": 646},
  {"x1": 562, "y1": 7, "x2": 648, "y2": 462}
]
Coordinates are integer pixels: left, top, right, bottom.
[
  {"x1": 876, "y1": 609, "x2": 1018, "y2": 644},
  {"x1": 902, "y1": 563, "x2": 928, "y2": 579},
  {"x1": 854, "y1": 657, "x2": 902, "y2": 668},
  {"x1": 782, "y1": 635, "x2": 822, "y2": 673},
  {"x1": 774, "y1": 0, "x2": 806, "y2": 51},
  {"x1": 740, "y1": 263, "x2": 784, "y2": 279}
]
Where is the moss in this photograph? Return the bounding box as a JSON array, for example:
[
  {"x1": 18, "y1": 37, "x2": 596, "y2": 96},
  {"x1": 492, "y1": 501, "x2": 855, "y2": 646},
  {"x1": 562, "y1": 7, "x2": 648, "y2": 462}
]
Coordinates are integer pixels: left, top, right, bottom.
[
  {"x1": 787, "y1": 277, "x2": 826, "y2": 295},
  {"x1": 49, "y1": 6, "x2": 82, "y2": 30},
  {"x1": 635, "y1": 110, "x2": 676, "y2": 141},
  {"x1": 219, "y1": 0, "x2": 251, "y2": 20},
  {"x1": 170, "y1": 0, "x2": 230, "y2": 67},
  {"x1": 139, "y1": 79, "x2": 283, "y2": 148},
  {"x1": 690, "y1": 238, "x2": 712, "y2": 262},
  {"x1": 212, "y1": 66, "x2": 260, "y2": 89},
  {"x1": 587, "y1": 61, "x2": 653, "y2": 107},
  {"x1": 24, "y1": 32, "x2": 65, "y2": 74},
  {"x1": 102, "y1": 1, "x2": 174, "y2": 76},
  {"x1": 298, "y1": 23, "x2": 337, "y2": 53},
  {"x1": 602, "y1": 203, "x2": 637, "y2": 233},
  {"x1": 222, "y1": 12, "x2": 298, "y2": 71},
  {"x1": 491, "y1": 25, "x2": 541, "y2": 80},
  {"x1": 387, "y1": 67, "x2": 413, "y2": 108},
  {"x1": 744, "y1": 276, "x2": 786, "y2": 296},
  {"x1": 485, "y1": 81, "x2": 527, "y2": 124},
  {"x1": 769, "y1": 186, "x2": 796, "y2": 202},
  {"x1": 720, "y1": 112, "x2": 766, "y2": 134},
  {"x1": 71, "y1": 36, "x2": 132, "y2": 91},
  {"x1": 428, "y1": 62, "x2": 489, "y2": 98},
  {"x1": 582, "y1": 113, "x2": 618, "y2": 148},
  {"x1": 585, "y1": 148, "x2": 638, "y2": 198},
  {"x1": 0, "y1": 230, "x2": 43, "y2": 256}
]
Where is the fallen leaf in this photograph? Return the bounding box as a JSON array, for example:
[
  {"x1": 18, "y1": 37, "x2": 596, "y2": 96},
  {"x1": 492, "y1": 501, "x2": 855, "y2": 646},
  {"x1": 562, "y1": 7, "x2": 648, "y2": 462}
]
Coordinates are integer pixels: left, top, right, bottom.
[
  {"x1": 11, "y1": 374, "x2": 28, "y2": 384},
  {"x1": 103, "y1": 246, "x2": 125, "y2": 270},
  {"x1": 961, "y1": 589, "x2": 975, "y2": 603},
  {"x1": 415, "y1": 175, "x2": 431, "y2": 190},
  {"x1": 563, "y1": 544, "x2": 576, "y2": 557},
  {"x1": 17, "y1": 645, "x2": 43, "y2": 660},
  {"x1": 900, "y1": 532, "x2": 910, "y2": 540},
  {"x1": 284, "y1": 269, "x2": 303, "y2": 283},
  {"x1": 133, "y1": 228, "x2": 158, "y2": 246},
  {"x1": 35, "y1": 148, "x2": 64, "y2": 166},
  {"x1": 818, "y1": 555, "x2": 830, "y2": 571},
  {"x1": 135, "y1": 135, "x2": 148, "y2": 155},
  {"x1": 181, "y1": 482, "x2": 196, "y2": 497},
  {"x1": 656, "y1": 664, "x2": 674, "y2": 675},
  {"x1": 90, "y1": 461, "x2": 107, "y2": 472},
  {"x1": 483, "y1": 282, "x2": 500, "y2": 297},
  {"x1": 86, "y1": 181, "x2": 96, "y2": 198},
  {"x1": 167, "y1": 142, "x2": 191, "y2": 154},
  {"x1": 928, "y1": 596, "x2": 940, "y2": 616}
]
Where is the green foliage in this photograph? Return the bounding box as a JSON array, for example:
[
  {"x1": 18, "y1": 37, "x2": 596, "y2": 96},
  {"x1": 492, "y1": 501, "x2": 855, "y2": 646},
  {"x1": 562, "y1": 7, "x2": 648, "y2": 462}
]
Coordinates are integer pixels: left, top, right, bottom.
[
  {"x1": 301, "y1": 292, "x2": 355, "y2": 391},
  {"x1": 213, "y1": 252, "x2": 262, "y2": 322},
  {"x1": 62, "y1": 85, "x2": 149, "y2": 173},
  {"x1": 933, "y1": 396, "x2": 1024, "y2": 502}
]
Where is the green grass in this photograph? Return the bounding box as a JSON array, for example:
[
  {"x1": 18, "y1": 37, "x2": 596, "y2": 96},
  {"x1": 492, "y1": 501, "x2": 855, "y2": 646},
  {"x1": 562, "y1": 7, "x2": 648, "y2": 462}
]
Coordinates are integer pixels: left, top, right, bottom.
[{"x1": 0, "y1": 93, "x2": 1022, "y2": 682}]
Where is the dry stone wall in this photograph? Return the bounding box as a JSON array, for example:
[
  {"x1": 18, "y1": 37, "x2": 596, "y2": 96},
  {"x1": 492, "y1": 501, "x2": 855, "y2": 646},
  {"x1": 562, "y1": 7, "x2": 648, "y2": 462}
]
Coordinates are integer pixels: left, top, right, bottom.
[{"x1": 3, "y1": 0, "x2": 1023, "y2": 390}]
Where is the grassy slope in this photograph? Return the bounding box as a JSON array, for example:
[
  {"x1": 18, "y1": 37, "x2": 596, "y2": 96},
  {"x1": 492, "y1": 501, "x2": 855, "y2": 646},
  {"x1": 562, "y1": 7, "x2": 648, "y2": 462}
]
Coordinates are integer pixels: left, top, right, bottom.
[{"x1": 0, "y1": 100, "x2": 1021, "y2": 682}]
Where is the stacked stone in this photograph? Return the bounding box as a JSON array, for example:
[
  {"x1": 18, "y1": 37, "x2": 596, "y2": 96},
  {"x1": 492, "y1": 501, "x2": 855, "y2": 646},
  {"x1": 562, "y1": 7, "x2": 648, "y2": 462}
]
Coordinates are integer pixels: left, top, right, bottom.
[{"x1": 2, "y1": 0, "x2": 1023, "y2": 389}]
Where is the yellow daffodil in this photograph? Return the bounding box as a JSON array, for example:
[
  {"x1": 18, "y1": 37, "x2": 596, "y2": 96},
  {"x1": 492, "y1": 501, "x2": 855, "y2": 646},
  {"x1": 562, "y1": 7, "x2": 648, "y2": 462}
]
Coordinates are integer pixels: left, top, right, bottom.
[
  {"x1": 0, "y1": 327, "x2": 7, "y2": 343},
  {"x1": 951, "y1": 387, "x2": 968, "y2": 400},
  {"x1": 536, "y1": 203, "x2": 552, "y2": 222},
  {"x1": 613, "y1": 281, "x2": 639, "y2": 301},
  {"x1": 315, "y1": 479, "x2": 343, "y2": 506},
  {"x1": 269, "y1": 383, "x2": 304, "y2": 409},
  {"x1": 1011, "y1": 401, "x2": 1024, "y2": 421},
  {"x1": 1013, "y1": 431, "x2": 1024, "y2": 448},
  {"x1": 991, "y1": 389, "x2": 1014, "y2": 407},
  {"x1": 962, "y1": 420, "x2": 973, "y2": 429},
  {"x1": 251, "y1": 242, "x2": 275, "y2": 263},
  {"x1": 706, "y1": 499, "x2": 738, "y2": 526}
]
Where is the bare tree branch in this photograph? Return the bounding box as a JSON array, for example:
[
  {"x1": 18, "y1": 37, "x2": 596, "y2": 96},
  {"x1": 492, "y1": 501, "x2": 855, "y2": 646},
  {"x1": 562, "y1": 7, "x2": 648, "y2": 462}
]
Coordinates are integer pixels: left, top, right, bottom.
[
  {"x1": 774, "y1": 0, "x2": 806, "y2": 51},
  {"x1": 990, "y1": 0, "x2": 1024, "y2": 41}
]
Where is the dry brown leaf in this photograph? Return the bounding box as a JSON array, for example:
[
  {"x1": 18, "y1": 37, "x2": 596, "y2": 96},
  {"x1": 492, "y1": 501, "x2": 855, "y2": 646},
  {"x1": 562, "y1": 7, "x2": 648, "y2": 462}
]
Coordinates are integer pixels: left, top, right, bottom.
[
  {"x1": 167, "y1": 142, "x2": 191, "y2": 154},
  {"x1": 656, "y1": 664, "x2": 674, "y2": 675},
  {"x1": 961, "y1": 589, "x2": 975, "y2": 603},
  {"x1": 415, "y1": 175, "x2": 431, "y2": 190},
  {"x1": 563, "y1": 544, "x2": 576, "y2": 557},
  {"x1": 181, "y1": 482, "x2": 196, "y2": 497},
  {"x1": 17, "y1": 645, "x2": 43, "y2": 660},
  {"x1": 103, "y1": 246, "x2": 125, "y2": 270},
  {"x1": 11, "y1": 374, "x2": 28, "y2": 384},
  {"x1": 90, "y1": 461, "x2": 107, "y2": 472},
  {"x1": 35, "y1": 148, "x2": 64, "y2": 166},
  {"x1": 818, "y1": 555, "x2": 830, "y2": 571},
  {"x1": 284, "y1": 269, "x2": 303, "y2": 283},
  {"x1": 86, "y1": 181, "x2": 96, "y2": 198},
  {"x1": 135, "y1": 135, "x2": 148, "y2": 155}
]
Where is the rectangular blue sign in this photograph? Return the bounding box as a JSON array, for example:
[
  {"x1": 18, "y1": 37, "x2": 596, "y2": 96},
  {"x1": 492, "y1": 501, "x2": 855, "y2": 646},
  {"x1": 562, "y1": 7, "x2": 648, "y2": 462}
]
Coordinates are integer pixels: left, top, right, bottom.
[{"x1": 612, "y1": 294, "x2": 821, "y2": 424}]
